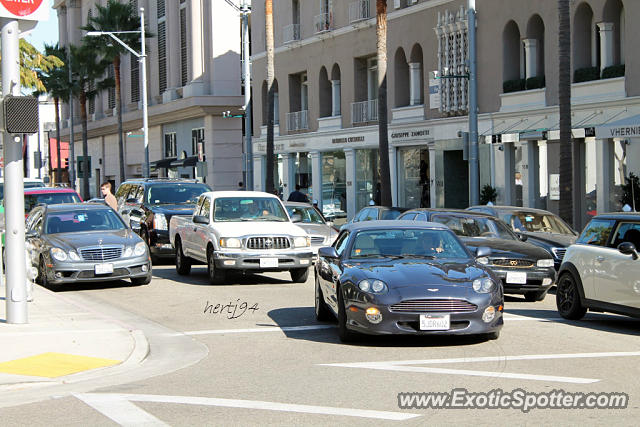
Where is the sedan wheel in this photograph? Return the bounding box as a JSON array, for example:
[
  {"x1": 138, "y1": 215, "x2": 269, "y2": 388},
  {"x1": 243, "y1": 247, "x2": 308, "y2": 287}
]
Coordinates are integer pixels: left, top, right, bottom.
[
  {"x1": 315, "y1": 275, "x2": 332, "y2": 321},
  {"x1": 524, "y1": 290, "x2": 547, "y2": 302},
  {"x1": 39, "y1": 256, "x2": 60, "y2": 291},
  {"x1": 175, "y1": 239, "x2": 191, "y2": 275},
  {"x1": 337, "y1": 287, "x2": 357, "y2": 343},
  {"x1": 290, "y1": 267, "x2": 309, "y2": 283},
  {"x1": 207, "y1": 246, "x2": 226, "y2": 285},
  {"x1": 556, "y1": 272, "x2": 587, "y2": 320}
]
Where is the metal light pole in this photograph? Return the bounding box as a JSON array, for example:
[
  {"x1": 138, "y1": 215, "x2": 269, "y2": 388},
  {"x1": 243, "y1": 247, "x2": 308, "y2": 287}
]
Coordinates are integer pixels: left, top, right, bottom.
[
  {"x1": 68, "y1": 51, "x2": 76, "y2": 188},
  {"x1": 468, "y1": 0, "x2": 479, "y2": 206},
  {"x1": 241, "y1": 1, "x2": 253, "y2": 190}
]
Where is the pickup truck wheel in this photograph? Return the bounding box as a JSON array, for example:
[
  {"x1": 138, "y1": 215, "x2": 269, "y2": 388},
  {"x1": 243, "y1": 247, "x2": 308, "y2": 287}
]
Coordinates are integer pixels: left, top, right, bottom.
[
  {"x1": 175, "y1": 239, "x2": 191, "y2": 275},
  {"x1": 290, "y1": 267, "x2": 309, "y2": 283},
  {"x1": 207, "y1": 246, "x2": 226, "y2": 285}
]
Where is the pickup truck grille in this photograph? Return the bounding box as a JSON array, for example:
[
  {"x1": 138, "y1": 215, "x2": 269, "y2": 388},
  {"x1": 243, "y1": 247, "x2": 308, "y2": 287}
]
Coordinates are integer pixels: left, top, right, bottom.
[{"x1": 246, "y1": 236, "x2": 291, "y2": 250}]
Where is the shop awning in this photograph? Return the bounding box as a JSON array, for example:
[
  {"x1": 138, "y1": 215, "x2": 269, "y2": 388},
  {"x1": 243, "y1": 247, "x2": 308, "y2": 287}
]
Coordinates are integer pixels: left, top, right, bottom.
[
  {"x1": 169, "y1": 155, "x2": 199, "y2": 168},
  {"x1": 150, "y1": 157, "x2": 176, "y2": 170},
  {"x1": 48, "y1": 138, "x2": 69, "y2": 168},
  {"x1": 595, "y1": 114, "x2": 640, "y2": 139}
]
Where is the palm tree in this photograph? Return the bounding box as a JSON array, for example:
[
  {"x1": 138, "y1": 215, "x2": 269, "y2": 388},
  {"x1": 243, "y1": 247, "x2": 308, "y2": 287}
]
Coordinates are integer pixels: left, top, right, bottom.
[
  {"x1": 376, "y1": 0, "x2": 392, "y2": 206},
  {"x1": 83, "y1": 0, "x2": 142, "y2": 184},
  {"x1": 265, "y1": 0, "x2": 276, "y2": 194},
  {"x1": 558, "y1": 0, "x2": 573, "y2": 226}
]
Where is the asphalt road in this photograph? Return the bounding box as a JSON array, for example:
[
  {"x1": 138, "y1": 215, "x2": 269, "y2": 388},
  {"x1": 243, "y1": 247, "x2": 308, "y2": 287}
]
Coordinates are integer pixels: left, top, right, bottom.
[{"x1": 2, "y1": 263, "x2": 640, "y2": 425}]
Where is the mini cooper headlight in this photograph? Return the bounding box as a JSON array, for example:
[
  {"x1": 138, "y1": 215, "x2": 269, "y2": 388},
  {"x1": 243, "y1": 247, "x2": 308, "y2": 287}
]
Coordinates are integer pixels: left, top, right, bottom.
[
  {"x1": 220, "y1": 237, "x2": 242, "y2": 248},
  {"x1": 293, "y1": 236, "x2": 310, "y2": 248},
  {"x1": 358, "y1": 279, "x2": 388, "y2": 294},
  {"x1": 51, "y1": 247, "x2": 68, "y2": 262},
  {"x1": 153, "y1": 213, "x2": 168, "y2": 230},
  {"x1": 537, "y1": 259, "x2": 554, "y2": 268},
  {"x1": 472, "y1": 277, "x2": 495, "y2": 293},
  {"x1": 134, "y1": 242, "x2": 147, "y2": 256},
  {"x1": 68, "y1": 251, "x2": 81, "y2": 261}
]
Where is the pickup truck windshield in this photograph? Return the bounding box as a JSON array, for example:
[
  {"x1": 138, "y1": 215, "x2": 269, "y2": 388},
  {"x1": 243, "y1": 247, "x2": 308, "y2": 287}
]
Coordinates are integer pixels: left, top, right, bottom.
[
  {"x1": 146, "y1": 184, "x2": 210, "y2": 205},
  {"x1": 213, "y1": 197, "x2": 289, "y2": 222}
]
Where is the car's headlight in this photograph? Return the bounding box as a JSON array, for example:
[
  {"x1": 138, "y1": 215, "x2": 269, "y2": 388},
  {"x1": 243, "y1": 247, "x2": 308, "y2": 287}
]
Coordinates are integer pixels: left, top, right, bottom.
[
  {"x1": 134, "y1": 242, "x2": 147, "y2": 256},
  {"x1": 537, "y1": 259, "x2": 554, "y2": 268},
  {"x1": 123, "y1": 247, "x2": 133, "y2": 258},
  {"x1": 153, "y1": 213, "x2": 168, "y2": 230},
  {"x1": 68, "y1": 251, "x2": 81, "y2": 261},
  {"x1": 51, "y1": 247, "x2": 67, "y2": 262},
  {"x1": 472, "y1": 277, "x2": 495, "y2": 293},
  {"x1": 220, "y1": 237, "x2": 242, "y2": 248},
  {"x1": 358, "y1": 279, "x2": 388, "y2": 294},
  {"x1": 293, "y1": 236, "x2": 310, "y2": 248}
]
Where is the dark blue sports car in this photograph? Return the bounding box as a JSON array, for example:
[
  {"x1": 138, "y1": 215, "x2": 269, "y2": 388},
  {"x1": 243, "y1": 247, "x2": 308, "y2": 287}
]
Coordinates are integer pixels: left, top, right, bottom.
[{"x1": 314, "y1": 220, "x2": 504, "y2": 342}]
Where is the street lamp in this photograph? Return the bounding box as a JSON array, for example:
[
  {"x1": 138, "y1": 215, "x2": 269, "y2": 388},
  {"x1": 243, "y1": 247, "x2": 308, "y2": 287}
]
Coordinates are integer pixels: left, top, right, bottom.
[{"x1": 87, "y1": 7, "x2": 150, "y2": 178}]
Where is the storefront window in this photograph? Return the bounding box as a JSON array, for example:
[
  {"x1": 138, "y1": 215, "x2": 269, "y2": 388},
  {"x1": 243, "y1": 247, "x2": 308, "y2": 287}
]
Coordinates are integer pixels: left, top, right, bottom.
[
  {"x1": 514, "y1": 143, "x2": 525, "y2": 207},
  {"x1": 355, "y1": 149, "x2": 379, "y2": 211},
  {"x1": 397, "y1": 146, "x2": 430, "y2": 208},
  {"x1": 292, "y1": 152, "x2": 312, "y2": 200},
  {"x1": 321, "y1": 151, "x2": 347, "y2": 223},
  {"x1": 611, "y1": 139, "x2": 628, "y2": 211},
  {"x1": 585, "y1": 139, "x2": 597, "y2": 224}
]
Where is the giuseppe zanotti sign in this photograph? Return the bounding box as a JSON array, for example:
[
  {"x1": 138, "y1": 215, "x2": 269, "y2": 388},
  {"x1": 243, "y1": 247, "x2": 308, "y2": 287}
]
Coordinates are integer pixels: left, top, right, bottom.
[{"x1": 0, "y1": 0, "x2": 50, "y2": 21}]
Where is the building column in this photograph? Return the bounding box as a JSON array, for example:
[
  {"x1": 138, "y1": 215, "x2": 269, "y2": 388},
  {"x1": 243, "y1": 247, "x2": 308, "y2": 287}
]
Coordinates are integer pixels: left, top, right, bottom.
[
  {"x1": 496, "y1": 142, "x2": 515, "y2": 205},
  {"x1": 598, "y1": 22, "x2": 615, "y2": 72},
  {"x1": 388, "y1": 146, "x2": 398, "y2": 206},
  {"x1": 253, "y1": 154, "x2": 263, "y2": 191},
  {"x1": 409, "y1": 62, "x2": 422, "y2": 105},
  {"x1": 204, "y1": 114, "x2": 243, "y2": 190},
  {"x1": 522, "y1": 39, "x2": 538, "y2": 80},
  {"x1": 428, "y1": 142, "x2": 437, "y2": 208},
  {"x1": 596, "y1": 138, "x2": 613, "y2": 214},
  {"x1": 163, "y1": 1, "x2": 182, "y2": 102},
  {"x1": 310, "y1": 150, "x2": 322, "y2": 211},
  {"x1": 345, "y1": 149, "x2": 356, "y2": 221},
  {"x1": 281, "y1": 153, "x2": 292, "y2": 201},
  {"x1": 331, "y1": 80, "x2": 341, "y2": 116},
  {"x1": 184, "y1": 0, "x2": 207, "y2": 98},
  {"x1": 521, "y1": 140, "x2": 540, "y2": 208}
]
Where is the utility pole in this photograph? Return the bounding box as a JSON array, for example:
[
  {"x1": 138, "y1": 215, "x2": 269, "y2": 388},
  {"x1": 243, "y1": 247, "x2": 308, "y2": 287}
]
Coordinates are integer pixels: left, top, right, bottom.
[
  {"x1": 468, "y1": 0, "x2": 479, "y2": 206},
  {"x1": 241, "y1": 0, "x2": 253, "y2": 190},
  {"x1": 68, "y1": 51, "x2": 76, "y2": 189}
]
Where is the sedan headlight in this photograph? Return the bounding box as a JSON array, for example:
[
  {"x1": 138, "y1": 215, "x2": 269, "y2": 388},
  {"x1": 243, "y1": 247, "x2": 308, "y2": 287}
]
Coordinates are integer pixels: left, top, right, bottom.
[
  {"x1": 472, "y1": 277, "x2": 495, "y2": 293},
  {"x1": 358, "y1": 279, "x2": 388, "y2": 294},
  {"x1": 537, "y1": 259, "x2": 554, "y2": 268},
  {"x1": 123, "y1": 247, "x2": 133, "y2": 258},
  {"x1": 51, "y1": 247, "x2": 68, "y2": 262},
  {"x1": 220, "y1": 237, "x2": 242, "y2": 248},
  {"x1": 134, "y1": 242, "x2": 147, "y2": 256},
  {"x1": 293, "y1": 236, "x2": 310, "y2": 248},
  {"x1": 153, "y1": 213, "x2": 168, "y2": 230},
  {"x1": 68, "y1": 251, "x2": 81, "y2": 261}
]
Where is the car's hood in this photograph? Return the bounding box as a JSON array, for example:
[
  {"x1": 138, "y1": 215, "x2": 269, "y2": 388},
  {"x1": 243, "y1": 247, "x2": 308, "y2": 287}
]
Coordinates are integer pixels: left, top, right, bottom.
[
  {"x1": 295, "y1": 223, "x2": 337, "y2": 239},
  {"x1": 150, "y1": 204, "x2": 197, "y2": 215},
  {"x1": 46, "y1": 229, "x2": 139, "y2": 250},
  {"x1": 215, "y1": 221, "x2": 308, "y2": 237},
  {"x1": 523, "y1": 232, "x2": 577, "y2": 248},
  {"x1": 461, "y1": 237, "x2": 551, "y2": 259}
]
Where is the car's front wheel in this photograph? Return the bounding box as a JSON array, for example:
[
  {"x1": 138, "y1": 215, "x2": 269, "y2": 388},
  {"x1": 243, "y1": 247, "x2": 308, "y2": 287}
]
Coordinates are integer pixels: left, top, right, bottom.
[
  {"x1": 175, "y1": 238, "x2": 191, "y2": 275},
  {"x1": 290, "y1": 267, "x2": 309, "y2": 283},
  {"x1": 207, "y1": 246, "x2": 226, "y2": 285},
  {"x1": 38, "y1": 256, "x2": 60, "y2": 291},
  {"x1": 556, "y1": 272, "x2": 587, "y2": 320},
  {"x1": 131, "y1": 275, "x2": 151, "y2": 286},
  {"x1": 337, "y1": 287, "x2": 358, "y2": 342},
  {"x1": 524, "y1": 290, "x2": 547, "y2": 302},
  {"x1": 315, "y1": 274, "x2": 332, "y2": 321}
]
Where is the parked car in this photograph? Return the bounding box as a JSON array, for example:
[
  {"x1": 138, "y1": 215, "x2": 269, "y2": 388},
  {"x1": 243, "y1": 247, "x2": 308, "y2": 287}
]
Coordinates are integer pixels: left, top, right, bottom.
[
  {"x1": 315, "y1": 220, "x2": 503, "y2": 342},
  {"x1": 24, "y1": 187, "x2": 83, "y2": 214},
  {"x1": 467, "y1": 205, "x2": 578, "y2": 270},
  {"x1": 0, "y1": 177, "x2": 45, "y2": 200},
  {"x1": 398, "y1": 209, "x2": 556, "y2": 301},
  {"x1": 25, "y1": 203, "x2": 152, "y2": 291},
  {"x1": 170, "y1": 191, "x2": 314, "y2": 284},
  {"x1": 556, "y1": 212, "x2": 640, "y2": 320},
  {"x1": 114, "y1": 178, "x2": 211, "y2": 260},
  {"x1": 284, "y1": 201, "x2": 339, "y2": 255},
  {"x1": 340, "y1": 205, "x2": 409, "y2": 230}
]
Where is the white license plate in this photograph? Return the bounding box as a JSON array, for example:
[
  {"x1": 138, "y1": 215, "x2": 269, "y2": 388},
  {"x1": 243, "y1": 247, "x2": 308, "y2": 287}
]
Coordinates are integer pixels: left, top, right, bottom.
[
  {"x1": 94, "y1": 263, "x2": 114, "y2": 275},
  {"x1": 420, "y1": 314, "x2": 450, "y2": 331},
  {"x1": 260, "y1": 258, "x2": 278, "y2": 268},
  {"x1": 506, "y1": 271, "x2": 527, "y2": 284}
]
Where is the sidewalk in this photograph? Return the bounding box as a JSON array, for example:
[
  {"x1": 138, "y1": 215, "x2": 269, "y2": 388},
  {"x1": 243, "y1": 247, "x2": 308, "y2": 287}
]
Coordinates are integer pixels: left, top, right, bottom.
[{"x1": 0, "y1": 282, "x2": 148, "y2": 389}]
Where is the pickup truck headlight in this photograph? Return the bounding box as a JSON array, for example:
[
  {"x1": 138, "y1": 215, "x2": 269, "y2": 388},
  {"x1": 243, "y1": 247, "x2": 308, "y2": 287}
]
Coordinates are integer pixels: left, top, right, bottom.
[
  {"x1": 51, "y1": 247, "x2": 68, "y2": 262},
  {"x1": 537, "y1": 259, "x2": 554, "y2": 268},
  {"x1": 293, "y1": 236, "x2": 310, "y2": 248},
  {"x1": 153, "y1": 213, "x2": 168, "y2": 230},
  {"x1": 220, "y1": 237, "x2": 242, "y2": 248}
]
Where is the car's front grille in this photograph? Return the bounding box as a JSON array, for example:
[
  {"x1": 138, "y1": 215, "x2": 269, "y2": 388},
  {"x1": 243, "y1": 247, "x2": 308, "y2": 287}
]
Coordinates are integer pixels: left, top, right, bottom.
[
  {"x1": 246, "y1": 236, "x2": 291, "y2": 250},
  {"x1": 389, "y1": 299, "x2": 478, "y2": 313},
  {"x1": 551, "y1": 248, "x2": 566, "y2": 261},
  {"x1": 310, "y1": 236, "x2": 325, "y2": 245},
  {"x1": 80, "y1": 246, "x2": 123, "y2": 261},
  {"x1": 491, "y1": 258, "x2": 534, "y2": 268}
]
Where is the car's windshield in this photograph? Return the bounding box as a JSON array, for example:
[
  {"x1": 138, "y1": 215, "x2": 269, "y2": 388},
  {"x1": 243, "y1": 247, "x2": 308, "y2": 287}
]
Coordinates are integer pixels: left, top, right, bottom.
[
  {"x1": 45, "y1": 209, "x2": 126, "y2": 234},
  {"x1": 432, "y1": 215, "x2": 517, "y2": 240},
  {"x1": 25, "y1": 192, "x2": 82, "y2": 212},
  {"x1": 146, "y1": 184, "x2": 210, "y2": 205},
  {"x1": 381, "y1": 208, "x2": 406, "y2": 220},
  {"x1": 504, "y1": 212, "x2": 575, "y2": 235},
  {"x1": 286, "y1": 206, "x2": 325, "y2": 224},
  {"x1": 349, "y1": 228, "x2": 469, "y2": 259},
  {"x1": 213, "y1": 197, "x2": 289, "y2": 222},
  {"x1": 0, "y1": 181, "x2": 45, "y2": 200}
]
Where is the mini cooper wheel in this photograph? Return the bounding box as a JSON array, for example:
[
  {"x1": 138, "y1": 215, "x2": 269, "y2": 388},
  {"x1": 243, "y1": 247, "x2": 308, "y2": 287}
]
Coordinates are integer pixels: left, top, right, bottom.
[
  {"x1": 207, "y1": 246, "x2": 226, "y2": 285},
  {"x1": 175, "y1": 238, "x2": 191, "y2": 275},
  {"x1": 556, "y1": 272, "x2": 587, "y2": 320},
  {"x1": 315, "y1": 275, "x2": 332, "y2": 321}
]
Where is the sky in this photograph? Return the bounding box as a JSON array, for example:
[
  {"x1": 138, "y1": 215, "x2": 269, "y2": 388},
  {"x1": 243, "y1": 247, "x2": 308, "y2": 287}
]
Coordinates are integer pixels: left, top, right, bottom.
[{"x1": 23, "y1": 1, "x2": 58, "y2": 52}]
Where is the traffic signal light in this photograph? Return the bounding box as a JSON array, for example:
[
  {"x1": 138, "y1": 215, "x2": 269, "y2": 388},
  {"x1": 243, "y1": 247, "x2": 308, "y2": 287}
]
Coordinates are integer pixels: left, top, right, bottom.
[
  {"x1": 0, "y1": 96, "x2": 39, "y2": 134},
  {"x1": 63, "y1": 158, "x2": 69, "y2": 168}
]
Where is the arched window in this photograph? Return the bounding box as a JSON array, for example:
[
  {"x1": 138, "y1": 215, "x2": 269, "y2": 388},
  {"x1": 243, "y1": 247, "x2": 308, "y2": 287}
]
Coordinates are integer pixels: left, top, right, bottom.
[
  {"x1": 573, "y1": 2, "x2": 595, "y2": 81},
  {"x1": 319, "y1": 67, "x2": 331, "y2": 118},
  {"x1": 409, "y1": 44, "x2": 424, "y2": 105},
  {"x1": 394, "y1": 48, "x2": 409, "y2": 107},
  {"x1": 602, "y1": 0, "x2": 625, "y2": 73},
  {"x1": 503, "y1": 20, "x2": 523, "y2": 92},
  {"x1": 330, "y1": 64, "x2": 341, "y2": 116}
]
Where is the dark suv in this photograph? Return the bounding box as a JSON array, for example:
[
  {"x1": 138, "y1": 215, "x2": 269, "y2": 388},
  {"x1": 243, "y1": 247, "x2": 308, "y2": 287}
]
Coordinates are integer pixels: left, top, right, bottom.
[{"x1": 115, "y1": 178, "x2": 211, "y2": 260}]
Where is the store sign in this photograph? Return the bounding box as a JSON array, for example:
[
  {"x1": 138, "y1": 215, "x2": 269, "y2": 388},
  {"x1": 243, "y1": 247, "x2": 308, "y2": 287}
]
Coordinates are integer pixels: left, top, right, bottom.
[
  {"x1": 390, "y1": 129, "x2": 431, "y2": 140},
  {"x1": 549, "y1": 174, "x2": 560, "y2": 200},
  {"x1": 596, "y1": 125, "x2": 640, "y2": 139},
  {"x1": 331, "y1": 135, "x2": 364, "y2": 144},
  {"x1": 428, "y1": 71, "x2": 440, "y2": 110},
  {"x1": 0, "y1": 0, "x2": 49, "y2": 20}
]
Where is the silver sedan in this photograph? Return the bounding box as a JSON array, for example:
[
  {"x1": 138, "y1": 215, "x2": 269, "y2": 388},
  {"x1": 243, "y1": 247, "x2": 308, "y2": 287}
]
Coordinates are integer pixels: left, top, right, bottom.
[{"x1": 285, "y1": 201, "x2": 339, "y2": 255}]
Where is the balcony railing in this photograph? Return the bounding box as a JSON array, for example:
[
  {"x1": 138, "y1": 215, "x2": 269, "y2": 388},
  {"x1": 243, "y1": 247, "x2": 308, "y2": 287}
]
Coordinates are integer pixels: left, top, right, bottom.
[
  {"x1": 349, "y1": 0, "x2": 370, "y2": 23},
  {"x1": 283, "y1": 24, "x2": 300, "y2": 44},
  {"x1": 351, "y1": 99, "x2": 378, "y2": 124},
  {"x1": 287, "y1": 110, "x2": 309, "y2": 131},
  {"x1": 314, "y1": 12, "x2": 333, "y2": 33}
]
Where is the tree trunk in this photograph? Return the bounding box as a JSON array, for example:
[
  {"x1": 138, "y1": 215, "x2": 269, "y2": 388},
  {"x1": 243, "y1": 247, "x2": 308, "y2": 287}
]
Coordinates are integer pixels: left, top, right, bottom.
[
  {"x1": 558, "y1": 0, "x2": 573, "y2": 227},
  {"x1": 376, "y1": 0, "x2": 392, "y2": 207},
  {"x1": 114, "y1": 55, "x2": 126, "y2": 184},
  {"x1": 54, "y1": 97, "x2": 62, "y2": 185},
  {"x1": 265, "y1": 0, "x2": 275, "y2": 194},
  {"x1": 80, "y1": 91, "x2": 90, "y2": 200}
]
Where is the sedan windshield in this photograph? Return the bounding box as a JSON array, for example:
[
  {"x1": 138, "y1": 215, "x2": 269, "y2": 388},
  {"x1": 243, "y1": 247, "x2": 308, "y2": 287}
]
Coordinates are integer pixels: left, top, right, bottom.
[
  {"x1": 503, "y1": 212, "x2": 575, "y2": 235},
  {"x1": 25, "y1": 192, "x2": 82, "y2": 212},
  {"x1": 286, "y1": 206, "x2": 325, "y2": 224},
  {"x1": 432, "y1": 215, "x2": 516, "y2": 240},
  {"x1": 45, "y1": 209, "x2": 126, "y2": 234},
  {"x1": 349, "y1": 228, "x2": 469, "y2": 259},
  {"x1": 213, "y1": 197, "x2": 289, "y2": 222},
  {"x1": 146, "y1": 184, "x2": 210, "y2": 205}
]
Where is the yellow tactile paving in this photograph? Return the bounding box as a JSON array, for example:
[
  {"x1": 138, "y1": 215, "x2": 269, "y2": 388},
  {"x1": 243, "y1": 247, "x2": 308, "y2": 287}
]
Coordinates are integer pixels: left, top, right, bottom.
[{"x1": 0, "y1": 352, "x2": 120, "y2": 378}]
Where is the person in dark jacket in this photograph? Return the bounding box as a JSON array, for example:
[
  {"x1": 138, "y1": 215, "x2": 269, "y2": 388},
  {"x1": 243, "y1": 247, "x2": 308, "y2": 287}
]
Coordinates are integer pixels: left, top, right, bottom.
[{"x1": 287, "y1": 185, "x2": 309, "y2": 203}]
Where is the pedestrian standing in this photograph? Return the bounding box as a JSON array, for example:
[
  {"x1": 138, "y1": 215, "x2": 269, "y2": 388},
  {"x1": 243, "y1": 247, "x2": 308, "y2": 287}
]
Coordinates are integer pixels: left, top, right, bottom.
[
  {"x1": 287, "y1": 185, "x2": 309, "y2": 203},
  {"x1": 101, "y1": 181, "x2": 118, "y2": 211}
]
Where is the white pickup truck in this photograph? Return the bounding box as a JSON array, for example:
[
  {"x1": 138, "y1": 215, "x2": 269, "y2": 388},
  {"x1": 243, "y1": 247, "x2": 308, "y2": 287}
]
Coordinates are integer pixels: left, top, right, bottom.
[{"x1": 169, "y1": 191, "x2": 314, "y2": 284}]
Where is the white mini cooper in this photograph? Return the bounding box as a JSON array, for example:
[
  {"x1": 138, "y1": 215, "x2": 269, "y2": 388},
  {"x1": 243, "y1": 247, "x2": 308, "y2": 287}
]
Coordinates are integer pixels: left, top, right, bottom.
[{"x1": 556, "y1": 213, "x2": 640, "y2": 320}]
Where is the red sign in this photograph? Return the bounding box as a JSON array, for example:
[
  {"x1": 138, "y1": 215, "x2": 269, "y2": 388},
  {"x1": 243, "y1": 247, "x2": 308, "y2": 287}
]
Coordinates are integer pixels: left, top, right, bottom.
[{"x1": 0, "y1": 0, "x2": 48, "y2": 20}]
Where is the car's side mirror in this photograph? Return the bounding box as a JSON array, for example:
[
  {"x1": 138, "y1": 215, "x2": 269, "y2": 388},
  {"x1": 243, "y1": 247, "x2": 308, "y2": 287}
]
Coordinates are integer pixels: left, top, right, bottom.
[
  {"x1": 326, "y1": 221, "x2": 334, "y2": 227},
  {"x1": 318, "y1": 246, "x2": 339, "y2": 259},
  {"x1": 193, "y1": 215, "x2": 210, "y2": 224},
  {"x1": 25, "y1": 230, "x2": 39, "y2": 239},
  {"x1": 618, "y1": 242, "x2": 638, "y2": 260},
  {"x1": 291, "y1": 213, "x2": 302, "y2": 223},
  {"x1": 475, "y1": 246, "x2": 492, "y2": 258},
  {"x1": 126, "y1": 198, "x2": 138, "y2": 204},
  {"x1": 516, "y1": 233, "x2": 528, "y2": 242}
]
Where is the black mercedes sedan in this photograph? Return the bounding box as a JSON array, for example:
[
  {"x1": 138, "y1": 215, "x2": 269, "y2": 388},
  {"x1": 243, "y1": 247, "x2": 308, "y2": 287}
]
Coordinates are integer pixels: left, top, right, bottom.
[
  {"x1": 398, "y1": 209, "x2": 557, "y2": 301},
  {"x1": 315, "y1": 220, "x2": 504, "y2": 342}
]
